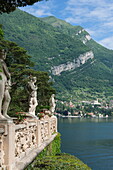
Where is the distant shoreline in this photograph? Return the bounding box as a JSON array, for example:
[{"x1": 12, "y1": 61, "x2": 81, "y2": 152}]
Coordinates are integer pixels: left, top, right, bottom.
[{"x1": 57, "y1": 114, "x2": 109, "y2": 119}]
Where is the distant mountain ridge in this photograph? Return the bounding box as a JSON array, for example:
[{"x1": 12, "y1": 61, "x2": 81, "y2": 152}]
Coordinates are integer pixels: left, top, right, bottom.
[
  {"x1": 41, "y1": 16, "x2": 113, "y2": 69},
  {"x1": 41, "y1": 16, "x2": 91, "y2": 44},
  {"x1": 1, "y1": 9, "x2": 113, "y2": 102}
]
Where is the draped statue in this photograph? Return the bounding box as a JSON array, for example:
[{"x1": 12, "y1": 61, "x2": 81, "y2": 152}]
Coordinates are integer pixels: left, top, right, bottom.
[
  {"x1": 0, "y1": 49, "x2": 11, "y2": 119},
  {"x1": 49, "y1": 94, "x2": 56, "y2": 114},
  {"x1": 28, "y1": 76, "x2": 38, "y2": 116}
]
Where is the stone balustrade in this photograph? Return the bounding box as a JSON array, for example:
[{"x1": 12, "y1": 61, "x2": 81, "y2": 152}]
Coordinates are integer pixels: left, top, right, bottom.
[{"x1": 0, "y1": 115, "x2": 57, "y2": 170}]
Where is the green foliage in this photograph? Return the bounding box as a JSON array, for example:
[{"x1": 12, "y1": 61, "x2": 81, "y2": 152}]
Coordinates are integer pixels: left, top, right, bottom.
[
  {"x1": 1, "y1": 9, "x2": 113, "y2": 102},
  {"x1": 41, "y1": 16, "x2": 84, "y2": 38},
  {"x1": 0, "y1": 25, "x2": 3, "y2": 39},
  {"x1": 38, "y1": 133, "x2": 61, "y2": 158},
  {"x1": 0, "y1": 0, "x2": 44, "y2": 14},
  {"x1": 26, "y1": 154, "x2": 91, "y2": 170},
  {"x1": 36, "y1": 105, "x2": 50, "y2": 114},
  {"x1": 56, "y1": 101, "x2": 75, "y2": 115},
  {"x1": 0, "y1": 9, "x2": 90, "y2": 71},
  {"x1": 41, "y1": 16, "x2": 113, "y2": 102},
  {"x1": 0, "y1": 26, "x2": 55, "y2": 117},
  {"x1": 14, "y1": 112, "x2": 27, "y2": 122},
  {"x1": 26, "y1": 133, "x2": 91, "y2": 170},
  {"x1": 83, "y1": 105, "x2": 113, "y2": 116},
  {"x1": 37, "y1": 112, "x2": 45, "y2": 119}
]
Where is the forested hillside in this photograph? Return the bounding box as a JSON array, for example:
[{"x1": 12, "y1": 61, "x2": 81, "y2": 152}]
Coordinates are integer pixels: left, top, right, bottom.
[
  {"x1": 0, "y1": 25, "x2": 55, "y2": 115},
  {"x1": 41, "y1": 16, "x2": 113, "y2": 101},
  {"x1": 1, "y1": 9, "x2": 113, "y2": 102},
  {"x1": 0, "y1": 9, "x2": 90, "y2": 71}
]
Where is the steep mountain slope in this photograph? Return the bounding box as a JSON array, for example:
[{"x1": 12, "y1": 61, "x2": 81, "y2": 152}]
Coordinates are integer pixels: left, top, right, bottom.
[
  {"x1": 1, "y1": 10, "x2": 113, "y2": 102},
  {"x1": 41, "y1": 16, "x2": 113, "y2": 100},
  {"x1": 41, "y1": 16, "x2": 113, "y2": 69},
  {"x1": 0, "y1": 9, "x2": 90, "y2": 71}
]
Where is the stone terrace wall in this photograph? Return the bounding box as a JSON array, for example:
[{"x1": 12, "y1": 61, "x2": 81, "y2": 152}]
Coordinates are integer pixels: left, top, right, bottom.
[{"x1": 0, "y1": 115, "x2": 57, "y2": 170}]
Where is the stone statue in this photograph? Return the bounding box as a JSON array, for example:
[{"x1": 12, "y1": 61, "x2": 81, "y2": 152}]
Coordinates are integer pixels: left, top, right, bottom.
[
  {"x1": 28, "y1": 76, "x2": 38, "y2": 116},
  {"x1": 0, "y1": 49, "x2": 11, "y2": 119},
  {"x1": 49, "y1": 94, "x2": 56, "y2": 114}
]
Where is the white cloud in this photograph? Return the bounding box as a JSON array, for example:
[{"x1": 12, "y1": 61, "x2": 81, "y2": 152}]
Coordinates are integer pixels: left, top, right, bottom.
[
  {"x1": 67, "y1": 0, "x2": 110, "y2": 7},
  {"x1": 63, "y1": 0, "x2": 113, "y2": 49},
  {"x1": 98, "y1": 36, "x2": 113, "y2": 50},
  {"x1": 19, "y1": 0, "x2": 55, "y2": 17},
  {"x1": 103, "y1": 21, "x2": 113, "y2": 28},
  {"x1": 85, "y1": 29, "x2": 97, "y2": 37},
  {"x1": 65, "y1": 0, "x2": 113, "y2": 23},
  {"x1": 65, "y1": 17, "x2": 83, "y2": 24},
  {"x1": 34, "y1": 9, "x2": 52, "y2": 17}
]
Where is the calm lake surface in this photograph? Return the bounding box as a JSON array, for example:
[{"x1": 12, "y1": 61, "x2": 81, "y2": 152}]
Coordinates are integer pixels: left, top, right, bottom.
[{"x1": 58, "y1": 117, "x2": 113, "y2": 170}]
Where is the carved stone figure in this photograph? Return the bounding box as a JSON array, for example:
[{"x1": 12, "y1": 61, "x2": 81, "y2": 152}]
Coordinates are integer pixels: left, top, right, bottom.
[
  {"x1": 49, "y1": 94, "x2": 56, "y2": 114},
  {"x1": 0, "y1": 49, "x2": 11, "y2": 119},
  {"x1": 28, "y1": 76, "x2": 38, "y2": 116}
]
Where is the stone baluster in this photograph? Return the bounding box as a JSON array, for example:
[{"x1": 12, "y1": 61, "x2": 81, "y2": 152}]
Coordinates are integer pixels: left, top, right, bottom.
[
  {"x1": 36, "y1": 120, "x2": 41, "y2": 147},
  {"x1": 48, "y1": 117, "x2": 51, "y2": 138}
]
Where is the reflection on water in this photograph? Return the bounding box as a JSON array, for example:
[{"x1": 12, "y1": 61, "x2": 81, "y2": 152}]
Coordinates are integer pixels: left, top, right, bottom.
[
  {"x1": 58, "y1": 117, "x2": 113, "y2": 170},
  {"x1": 59, "y1": 117, "x2": 113, "y2": 123}
]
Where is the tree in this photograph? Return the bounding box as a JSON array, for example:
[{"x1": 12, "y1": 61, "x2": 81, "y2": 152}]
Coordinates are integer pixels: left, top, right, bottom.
[
  {"x1": 6, "y1": 41, "x2": 55, "y2": 115},
  {"x1": 0, "y1": 27, "x2": 55, "y2": 116},
  {"x1": 0, "y1": 0, "x2": 45, "y2": 14},
  {"x1": 0, "y1": 25, "x2": 4, "y2": 39}
]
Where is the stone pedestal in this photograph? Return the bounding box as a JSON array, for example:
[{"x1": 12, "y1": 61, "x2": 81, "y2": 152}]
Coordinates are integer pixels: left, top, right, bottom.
[{"x1": 0, "y1": 119, "x2": 15, "y2": 170}]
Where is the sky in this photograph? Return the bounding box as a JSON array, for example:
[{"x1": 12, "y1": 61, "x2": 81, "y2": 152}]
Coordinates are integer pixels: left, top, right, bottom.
[{"x1": 20, "y1": 0, "x2": 113, "y2": 50}]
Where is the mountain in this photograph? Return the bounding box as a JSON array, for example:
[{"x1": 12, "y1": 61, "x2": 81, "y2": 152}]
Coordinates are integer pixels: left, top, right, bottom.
[
  {"x1": 41, "y1": 16, "x2": 113, "y2": 69},
  {"x1": 41, "y1": 16, "x2": 113, "y2": 101},
  {"x1": 1, "y1": 9, "x2": 113, "y2": 102}
]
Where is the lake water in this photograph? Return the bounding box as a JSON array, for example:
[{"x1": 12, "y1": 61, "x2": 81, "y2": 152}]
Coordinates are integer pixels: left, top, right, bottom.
[{"x1": 58, "y1": 117, "x2": 113, "y2": 170}]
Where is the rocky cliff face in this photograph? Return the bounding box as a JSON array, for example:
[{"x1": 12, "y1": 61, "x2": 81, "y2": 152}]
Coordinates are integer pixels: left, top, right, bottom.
[
  {"x1": 82, "y1": 35, "x2": 92, "y2": 44},
  {"x1": 51, "y1": 51, "x2": 94, "y2": 75},
  {"x1": 75, "y1": 29, "x2": 92, "y2": 44},
  {"x1": 75, "y1": 29, "x2": 85, "y2": 35}
]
